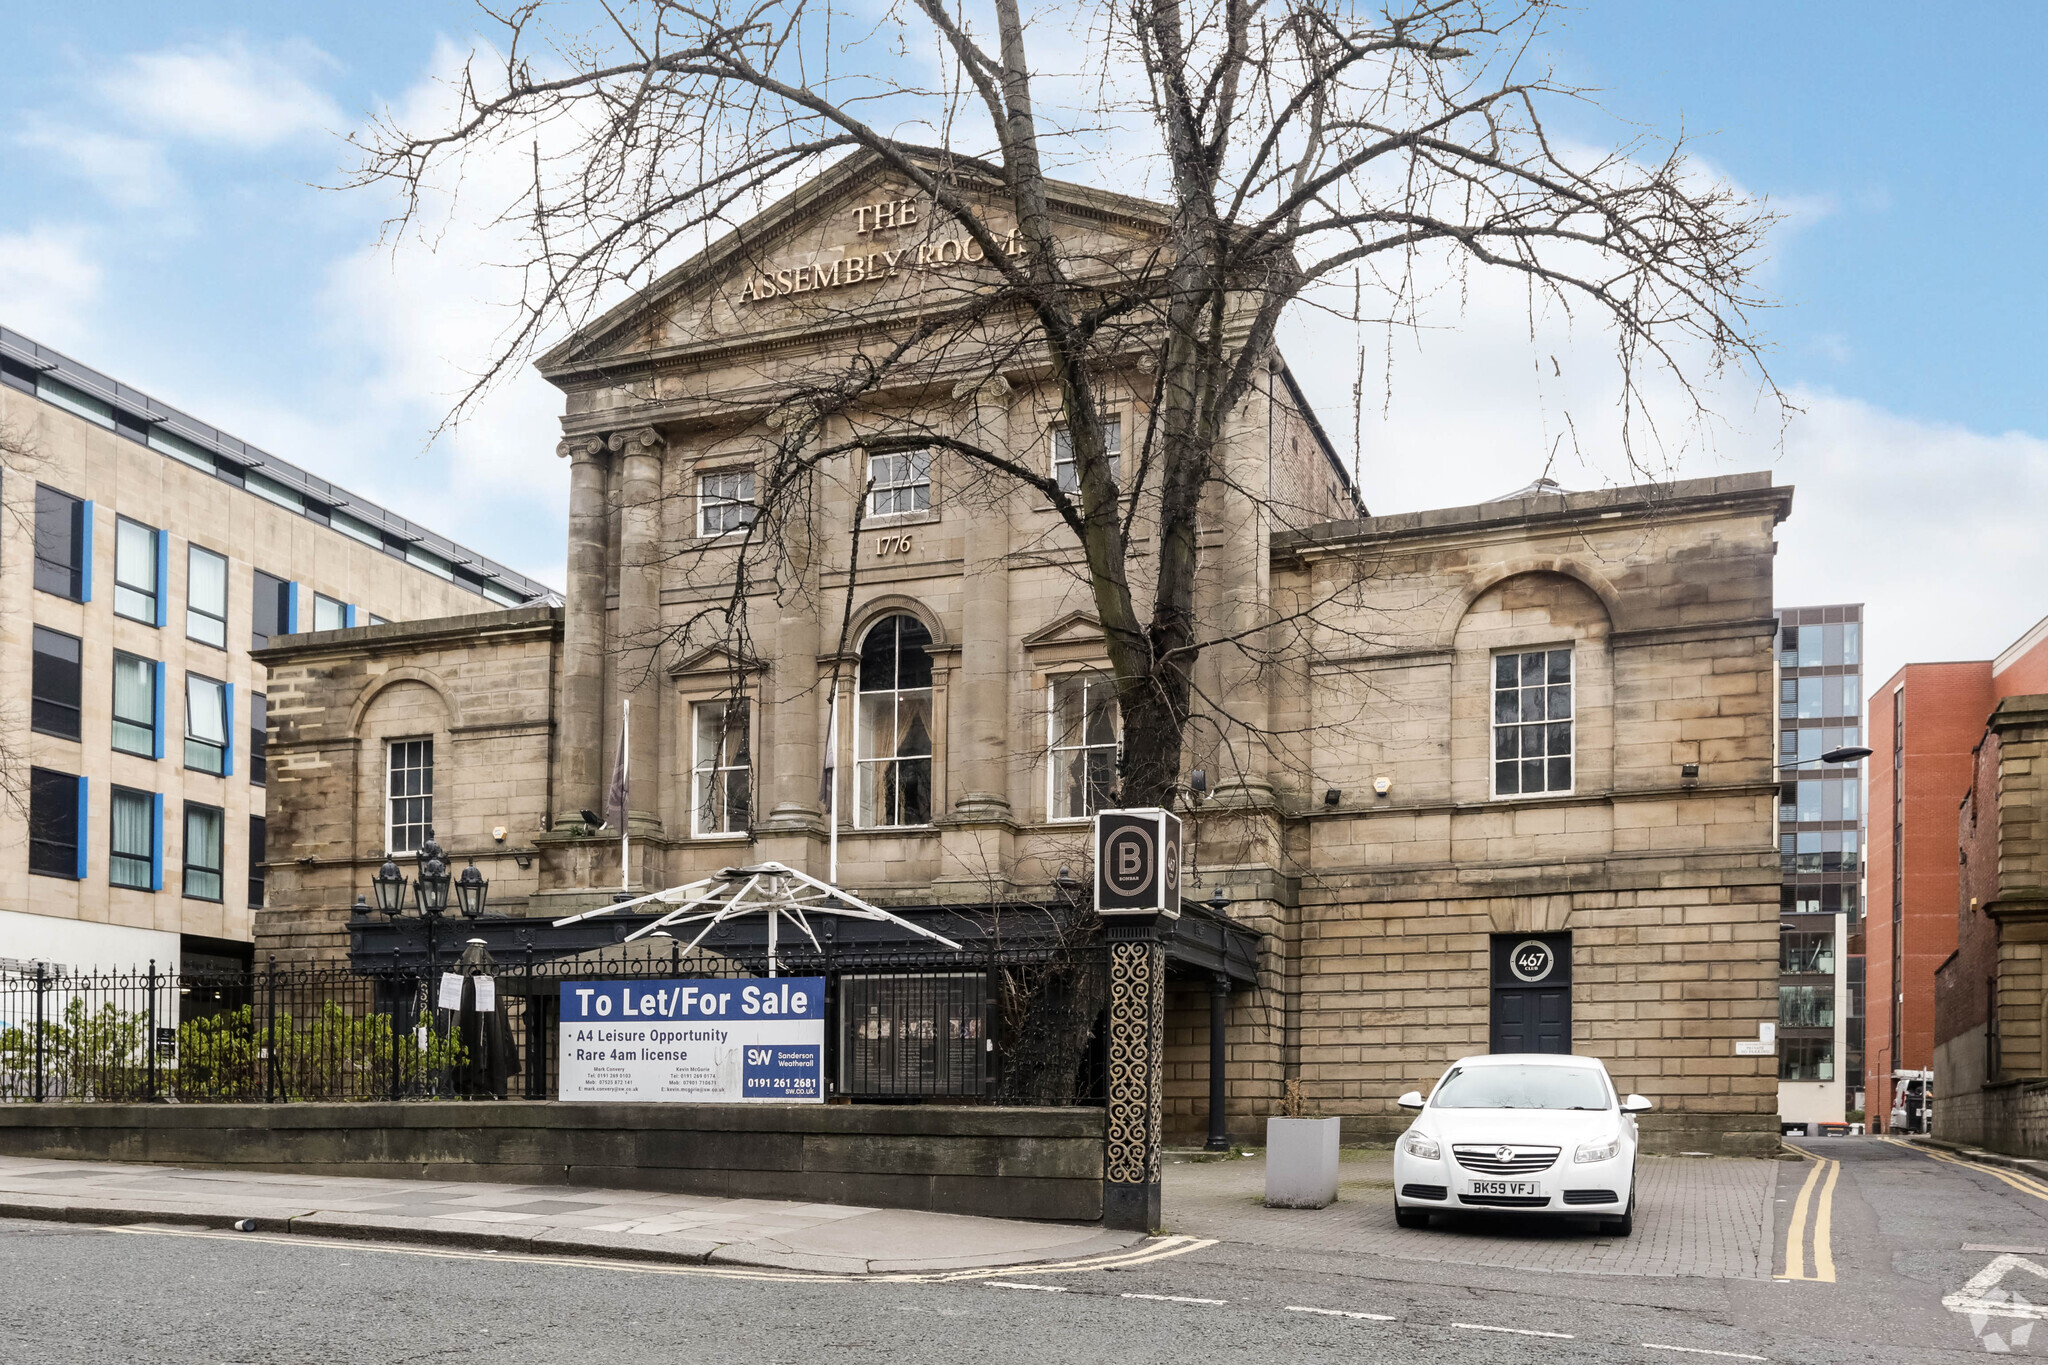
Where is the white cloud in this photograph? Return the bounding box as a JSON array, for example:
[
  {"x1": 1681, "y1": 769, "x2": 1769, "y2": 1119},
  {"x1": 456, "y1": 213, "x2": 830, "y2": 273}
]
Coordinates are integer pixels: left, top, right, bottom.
[
  {"x1": 14, "y1": 118, "x2": 177, "y2": 210},
  {"x1": 1280, "y1": 246, "x2": 2048, "y2": 693},
  {"x1": 100, "y1": 36, "x2": 343, "y2": 150},
  {"x1": 0, "y1": 225, "x2": 103, "y2": 345}
]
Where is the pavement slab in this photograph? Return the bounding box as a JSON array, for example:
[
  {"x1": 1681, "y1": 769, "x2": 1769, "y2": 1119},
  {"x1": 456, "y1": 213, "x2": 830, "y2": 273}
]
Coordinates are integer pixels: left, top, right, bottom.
[{"x1": 0, "y1": 1153, "x2": 1141, "y2": 1274}]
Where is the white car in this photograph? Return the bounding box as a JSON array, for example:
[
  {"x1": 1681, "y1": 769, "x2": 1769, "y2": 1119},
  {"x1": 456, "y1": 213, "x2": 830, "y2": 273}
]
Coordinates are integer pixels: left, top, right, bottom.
[{"x1": 1391, "y1": 1053, "x2": 1650, "y2": 1235}]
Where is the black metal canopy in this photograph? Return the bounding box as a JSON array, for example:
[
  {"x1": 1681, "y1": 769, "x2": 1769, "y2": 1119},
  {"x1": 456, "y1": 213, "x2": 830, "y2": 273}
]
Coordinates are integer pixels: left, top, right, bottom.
[{"x1": 347, "y1": 895, "x2": 1261, "y2": 986}]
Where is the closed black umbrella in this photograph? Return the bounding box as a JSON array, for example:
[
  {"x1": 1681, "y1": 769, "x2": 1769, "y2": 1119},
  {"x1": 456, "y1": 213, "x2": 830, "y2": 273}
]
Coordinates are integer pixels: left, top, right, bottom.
[{"x1": 453, "y1": 939, "x2": 519, "y2": 1099}]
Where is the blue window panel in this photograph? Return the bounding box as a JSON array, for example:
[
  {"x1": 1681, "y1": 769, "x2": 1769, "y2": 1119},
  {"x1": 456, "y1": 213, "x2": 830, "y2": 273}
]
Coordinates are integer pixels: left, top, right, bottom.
[
  {"x1": 223, "y1": 683, "x2": 236, "y2": 777},
  {"x1": 79, "y1": 501, "x2": 95, "y2": 604},
  {"x1": 74, "y1": 775, "x2": 89, "y2": 880},
  {"x1": 285, "y1": 582, "x2": 300, "y2": 635},
  {"x1": 344, "y1": 603, "x2": 358, "y2": 628},
  {"x1": 150, "y1": 793, "x2": 164, "y2": 891},
  {"x1": 154, "y1": 532, "x2": 170, "y2": 627},
  {"x1": 153, "y1": 661, "x2": 167, "y2": 760}
]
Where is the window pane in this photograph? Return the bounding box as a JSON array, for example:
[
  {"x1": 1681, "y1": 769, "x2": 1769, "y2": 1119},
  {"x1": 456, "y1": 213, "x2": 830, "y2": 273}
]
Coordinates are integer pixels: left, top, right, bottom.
[
  {"x1": 31, "y1": 626, "x2": 82, "y2": 741},
  {"x1": 112, "y1": 653, "x2": 156, "y2": 756},
  {"x1": 249, "y1": 814, "x2": 267, "y2": 907},
  {"x1": 28, "y1": 768, "x2": 81, "y2": 878},
  {"x1": 248, "y1": 693, "x2": 268, "y2": 786},
  {"x1": 184, "y1": 805, "x2": 224, "y2": 901},
  {"x1": 187, "y1": 546, "x2": 228, "y2": 647},
  {"x1": 114, "y1": 518, "x2": 158, "y2": 622},
  {"x1": 111, "y1": 789, "x2": 154, "y2": 890},
  {"x1": 34, "y1": 485, "x2": 84, "y2": 600},
  {"x1": 386, "y1": 740, "x2": 433, "y2": 852},
  {"x1": 313, "y1": 594, "x2": 348, "y2": 632}
]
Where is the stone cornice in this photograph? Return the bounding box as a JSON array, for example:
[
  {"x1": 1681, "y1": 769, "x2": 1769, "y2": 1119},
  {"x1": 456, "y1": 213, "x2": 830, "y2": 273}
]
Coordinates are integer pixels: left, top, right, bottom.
[{"x1": 253, "y1": 606, "x2": 562, "y2": 665}]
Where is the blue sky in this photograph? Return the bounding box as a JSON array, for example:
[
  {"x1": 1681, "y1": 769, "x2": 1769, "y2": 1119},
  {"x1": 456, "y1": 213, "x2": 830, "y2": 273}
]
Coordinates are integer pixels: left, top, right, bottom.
[{"x1": 3, "y1": 2, "x2": 2044, "y2": 687}]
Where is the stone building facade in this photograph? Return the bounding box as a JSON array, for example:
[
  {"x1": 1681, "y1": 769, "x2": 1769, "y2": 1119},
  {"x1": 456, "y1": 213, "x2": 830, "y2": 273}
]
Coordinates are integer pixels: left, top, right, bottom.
[{"x1": 257, "y1": 153, "x2": 1791, "y2": 1154}]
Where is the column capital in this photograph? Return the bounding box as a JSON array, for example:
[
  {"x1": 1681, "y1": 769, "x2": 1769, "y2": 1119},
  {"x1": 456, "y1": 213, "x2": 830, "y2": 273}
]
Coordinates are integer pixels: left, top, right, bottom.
[
  {"x1": 951, "y1": 374, "x2": 1012, "y2": 405},
  {"x1": 606, "y1": 426, "x2": 667, "y2": 458},
  {"x1": 556, "y1": 434, "x2": 607, "y2": 461}
]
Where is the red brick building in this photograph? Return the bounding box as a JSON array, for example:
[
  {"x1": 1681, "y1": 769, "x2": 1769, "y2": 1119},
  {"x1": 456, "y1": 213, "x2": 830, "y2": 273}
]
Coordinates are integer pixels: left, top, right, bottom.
[{"x1": 1867, "y1": 615, "x2": 2048, "y2": 1130}]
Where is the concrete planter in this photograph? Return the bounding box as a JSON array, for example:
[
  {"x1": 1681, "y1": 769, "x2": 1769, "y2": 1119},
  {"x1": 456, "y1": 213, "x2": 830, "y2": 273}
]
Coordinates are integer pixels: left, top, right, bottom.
[{"x1": 1264, "y1": 1116, "x2": 1340, "y2": 1208}]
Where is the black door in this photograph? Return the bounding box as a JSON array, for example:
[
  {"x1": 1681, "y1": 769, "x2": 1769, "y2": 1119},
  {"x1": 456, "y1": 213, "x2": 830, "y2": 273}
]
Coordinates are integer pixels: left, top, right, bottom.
[{"x1": 1490, "y1": 932, "x2": 1572, "y2": 1054}]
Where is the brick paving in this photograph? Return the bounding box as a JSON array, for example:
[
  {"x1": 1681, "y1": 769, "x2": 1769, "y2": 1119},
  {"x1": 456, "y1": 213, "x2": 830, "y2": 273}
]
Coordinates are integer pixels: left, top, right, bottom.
[{"x1": 1163, "y1": 1149, "x2": 1777, "y2": 1279}]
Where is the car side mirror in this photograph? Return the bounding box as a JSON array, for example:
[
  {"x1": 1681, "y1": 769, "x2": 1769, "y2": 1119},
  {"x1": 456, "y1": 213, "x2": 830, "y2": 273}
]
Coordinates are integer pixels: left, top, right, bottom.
[
  {"x1": 1621, "y1": 1094, "x2": 1653, "y2": 1114},
  {"x1": 1396, "y1": 1090, "x2": 1425, "y2": 1111}
]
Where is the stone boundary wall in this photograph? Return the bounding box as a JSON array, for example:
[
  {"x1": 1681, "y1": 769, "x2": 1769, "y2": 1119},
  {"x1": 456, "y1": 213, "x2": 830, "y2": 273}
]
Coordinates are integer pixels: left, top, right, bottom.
[
  {"x1": 1934, "y1": 1077, "x2": 2048, "y2": 1160},
  {"x1": 0, "y1": 1103, "x2": 1107, "y2": 1222}
]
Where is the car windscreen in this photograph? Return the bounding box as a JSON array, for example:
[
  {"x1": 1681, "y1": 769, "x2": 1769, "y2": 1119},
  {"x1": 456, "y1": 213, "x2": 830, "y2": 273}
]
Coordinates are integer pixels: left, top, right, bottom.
[{"x1": 1429, "y1": 1064, "x2": 1611, "y2": 1110}]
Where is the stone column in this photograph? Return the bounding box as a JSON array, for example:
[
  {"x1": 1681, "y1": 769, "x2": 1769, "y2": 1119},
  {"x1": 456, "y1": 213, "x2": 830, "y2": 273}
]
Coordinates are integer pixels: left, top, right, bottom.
[
  {"x1": 1103, "y1": 921, "x2": 1167, "y2": 1232},
  {"x1": 610, "y1": 427, "x2": 666, "y2": 832},
  {"x1": 1207, "y1": 972, "x2": 1232, "y2": 1151},
  {"x1": 952, "y1": 376, "x2": 1013, "y2": 820},
  {"x1": 554, "y1": 435, "x2": 610, "y2": 826},
  {"x1": 760, "y1": 413, "x2": 825, "y2": 859},
  {"x1": 1210, "y1": 361, "x2": 1275, "y2": 805}
]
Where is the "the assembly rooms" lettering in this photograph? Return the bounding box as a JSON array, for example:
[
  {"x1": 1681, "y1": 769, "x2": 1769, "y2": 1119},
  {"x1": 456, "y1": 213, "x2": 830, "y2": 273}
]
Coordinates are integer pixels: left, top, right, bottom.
[{"x1": 734, "y1": 195, "x2": 1028, "y2": 304}]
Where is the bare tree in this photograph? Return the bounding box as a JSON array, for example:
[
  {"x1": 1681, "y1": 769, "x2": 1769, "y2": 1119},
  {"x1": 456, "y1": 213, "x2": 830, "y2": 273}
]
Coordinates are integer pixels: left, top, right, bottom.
[
  {"x1": 0, "y1": 414, "x2": 43, "y2": 816},
  {"x1": 355, "y1": 0, "x2": 1778, "y2": 818}
]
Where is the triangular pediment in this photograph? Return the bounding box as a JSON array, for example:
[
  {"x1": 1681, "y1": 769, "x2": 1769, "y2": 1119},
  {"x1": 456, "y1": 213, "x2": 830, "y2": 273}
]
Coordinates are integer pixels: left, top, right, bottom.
[
  {"x1": 539, "y1": 147, "x2": 1171, "y2": 382},
  {"x1": 668, "y1": 643, "x2": 767, "y2": 678},
  {"x1": 1020, "y1": 610, "x2": 1106, "y2": 652}
]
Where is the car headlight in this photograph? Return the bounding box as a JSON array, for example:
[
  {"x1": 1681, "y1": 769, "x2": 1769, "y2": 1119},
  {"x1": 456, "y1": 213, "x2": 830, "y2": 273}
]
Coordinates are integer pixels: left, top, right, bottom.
[
  {"x1": 1574, "y1": 1135, "x2": 1623, "y2": 1164},
  {"x1": 1401, "y1": 1132, "x2": 1441, "y2": 1161}
]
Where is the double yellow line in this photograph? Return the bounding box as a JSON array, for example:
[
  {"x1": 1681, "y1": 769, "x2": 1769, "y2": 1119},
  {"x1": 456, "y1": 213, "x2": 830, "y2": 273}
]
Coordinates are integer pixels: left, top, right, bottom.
[
  {"x1": 1779, "y1": 1143, "x2": 1839, "y2": 1282},
  {"x1": 1881, "y1": 1134, "x2": 2048, "y2": 1203}
]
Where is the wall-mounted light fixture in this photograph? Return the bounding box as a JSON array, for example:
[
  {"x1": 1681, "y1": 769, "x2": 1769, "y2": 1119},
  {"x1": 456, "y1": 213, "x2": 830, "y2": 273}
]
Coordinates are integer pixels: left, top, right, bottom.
[
  {"x1": 1323, "y1": 788, "x2": 1341, "y2": 807},
  {"x1": 1680, "y1": 762, "x2": 1700, "y2": 780}
]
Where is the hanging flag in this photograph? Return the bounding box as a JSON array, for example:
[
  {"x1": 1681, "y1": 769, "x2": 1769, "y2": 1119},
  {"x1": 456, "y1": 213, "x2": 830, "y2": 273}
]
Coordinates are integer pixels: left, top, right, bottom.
[
  {"x1": 818, "y1": 695, "x2": 838, "y2": 810},
  {"x1": 605, "y1": 717, "x2": 629, "y2": 830}
]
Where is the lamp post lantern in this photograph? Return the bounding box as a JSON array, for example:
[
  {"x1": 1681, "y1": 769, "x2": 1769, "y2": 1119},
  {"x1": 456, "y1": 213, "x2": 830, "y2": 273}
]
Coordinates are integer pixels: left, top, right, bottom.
[
  {"x1": 414, "y1": 832, "x2": 452, "y2": 917},
  {"x1": 372, "y1": 857, "x2": 408, "y2": 917},
  {"x1": 455, "y1": 860, "x2": 490, "y2": 919}
]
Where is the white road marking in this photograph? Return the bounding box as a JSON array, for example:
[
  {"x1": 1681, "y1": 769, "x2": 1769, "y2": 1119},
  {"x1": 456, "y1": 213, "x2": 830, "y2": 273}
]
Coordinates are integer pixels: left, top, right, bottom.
[
  {"x1": 1121, "y1": 1293, "x2": 1227, "y2": 1305},
  {"x1": 1285, "y1": 1305, "x2": 1397, "y2": 1321},
  {"x1": 1966, "y1": 1245, "x2": 2048, "y2": 1254},
  {"x1": 985, "y1": 1282, "x2": 1067, "y2": 1292},
  {"x1": 1642, "y1": 1345, "x2": 1768, "y2": 1360},
  {"x1": 1453, "y1": 1322, "x2": 1574, "y2": 1339},
  {"x1": 1945, "y1": 1254, "x2": 2048, "y2": 1322}
]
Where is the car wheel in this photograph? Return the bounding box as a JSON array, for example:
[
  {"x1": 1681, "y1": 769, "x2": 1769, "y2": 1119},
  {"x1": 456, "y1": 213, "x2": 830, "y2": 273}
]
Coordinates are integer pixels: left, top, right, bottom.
[{"x1": 1395, "y1": 1205, "x2": 1430, "y2": 1229}]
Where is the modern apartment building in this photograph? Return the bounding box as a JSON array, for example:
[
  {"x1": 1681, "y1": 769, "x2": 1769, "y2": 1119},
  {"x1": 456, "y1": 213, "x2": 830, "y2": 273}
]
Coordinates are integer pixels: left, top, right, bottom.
[
  {"x1": 0, "y1": 326, "x2": 553, "y2": 976},
  {"x1": 1867, "y1": 612, "x2": 2048, "y2": 1131},
  {"x1": 1775, "y1": 605, "x2": 1866, "y2": 1132}
]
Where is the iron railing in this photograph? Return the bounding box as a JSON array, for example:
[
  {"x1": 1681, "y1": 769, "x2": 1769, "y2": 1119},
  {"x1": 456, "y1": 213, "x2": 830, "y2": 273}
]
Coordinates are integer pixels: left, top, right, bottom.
[{"x1": 0, "y1": 946, "x2": 1107, "y2": 1105}]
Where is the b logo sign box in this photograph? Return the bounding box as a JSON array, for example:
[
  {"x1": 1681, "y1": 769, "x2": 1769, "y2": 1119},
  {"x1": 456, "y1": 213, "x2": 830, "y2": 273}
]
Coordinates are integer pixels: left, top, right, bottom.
[
  {"x1": 1093, "y1": 808, "x2": 1183, "y2": 920},
  {"x1": 557, "y1": 978, "x2": 825, "y2": 1103}
]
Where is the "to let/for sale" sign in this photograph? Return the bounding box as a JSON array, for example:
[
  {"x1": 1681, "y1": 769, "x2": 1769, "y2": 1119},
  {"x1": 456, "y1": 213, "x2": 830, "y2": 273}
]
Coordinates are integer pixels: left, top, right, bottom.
[{"x1": 557, "y1": 978, "x2": 824, "y2": 1103}]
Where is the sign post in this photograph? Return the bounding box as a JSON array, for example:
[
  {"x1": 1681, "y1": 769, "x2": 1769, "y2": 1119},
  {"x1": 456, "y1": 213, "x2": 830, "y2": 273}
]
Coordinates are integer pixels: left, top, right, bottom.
[{"x1": 1093, "y1": 808, "x2": 1181, "y2": 1233}]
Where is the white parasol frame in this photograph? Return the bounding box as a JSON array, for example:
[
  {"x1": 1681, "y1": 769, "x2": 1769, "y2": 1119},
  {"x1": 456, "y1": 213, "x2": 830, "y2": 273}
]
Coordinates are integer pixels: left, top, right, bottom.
[{"x1": 551, "y1": 861, "x2": 963, "y2": 976}]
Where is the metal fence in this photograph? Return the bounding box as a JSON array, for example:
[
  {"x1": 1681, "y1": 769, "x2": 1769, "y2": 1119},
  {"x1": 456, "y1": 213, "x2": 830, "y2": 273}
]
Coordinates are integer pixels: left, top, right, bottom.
[{"x1": 0, "y1": 948, "x2": 1106, "y2": 1106}]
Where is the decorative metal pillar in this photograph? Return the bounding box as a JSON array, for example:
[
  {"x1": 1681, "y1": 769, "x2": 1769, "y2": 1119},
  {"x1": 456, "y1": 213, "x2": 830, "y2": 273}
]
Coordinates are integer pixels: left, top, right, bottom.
[
  {"x1": 1206, "y1": 971, "x2": 1231, "y2": 1151},
  {"x1": 1104, "y1": 921, "x2": 1167, "y2": 1232}
]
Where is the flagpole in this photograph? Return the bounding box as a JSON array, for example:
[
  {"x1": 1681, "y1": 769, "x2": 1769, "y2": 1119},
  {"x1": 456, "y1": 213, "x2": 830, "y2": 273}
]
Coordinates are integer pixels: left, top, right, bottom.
[
  {"x1": 827, "y1": 689, "x2": 840, "y2": 886},
  {"x1": 620, "y1": 697, "x2": 631, "y2": 892}
]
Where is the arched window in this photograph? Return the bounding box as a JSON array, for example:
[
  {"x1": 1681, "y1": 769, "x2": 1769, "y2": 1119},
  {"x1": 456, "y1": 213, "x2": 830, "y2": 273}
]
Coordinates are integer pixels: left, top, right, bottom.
[{"x1": 856, "y1": 615, "x2": 934, "y2": 827}]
